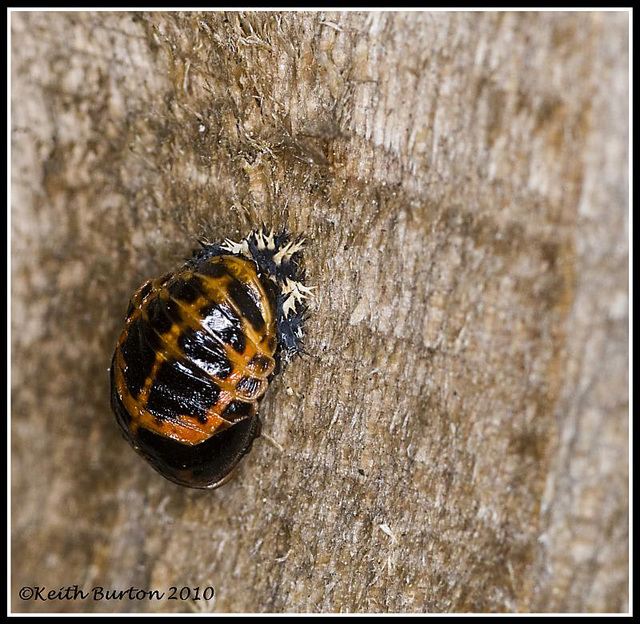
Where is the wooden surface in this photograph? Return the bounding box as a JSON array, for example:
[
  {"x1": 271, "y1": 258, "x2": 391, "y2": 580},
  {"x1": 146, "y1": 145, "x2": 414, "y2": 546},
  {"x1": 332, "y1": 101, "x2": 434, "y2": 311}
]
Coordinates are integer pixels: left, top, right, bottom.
[{"x1": 11, "y1": 11, "x2": 629, "y2": 613}]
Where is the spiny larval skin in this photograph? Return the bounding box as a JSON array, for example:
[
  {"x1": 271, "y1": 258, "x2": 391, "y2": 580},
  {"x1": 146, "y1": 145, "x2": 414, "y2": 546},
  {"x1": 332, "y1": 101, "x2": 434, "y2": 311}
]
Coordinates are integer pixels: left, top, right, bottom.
[{"x1": 200, "y1": 227, "x2": 313, "y2": 362}]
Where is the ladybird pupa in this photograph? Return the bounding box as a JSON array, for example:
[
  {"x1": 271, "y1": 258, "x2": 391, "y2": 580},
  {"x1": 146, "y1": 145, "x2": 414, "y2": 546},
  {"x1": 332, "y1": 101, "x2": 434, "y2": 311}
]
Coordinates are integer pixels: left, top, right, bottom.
[{"x1": 110, "y1": 227, "x2": 311, "y2": 488}]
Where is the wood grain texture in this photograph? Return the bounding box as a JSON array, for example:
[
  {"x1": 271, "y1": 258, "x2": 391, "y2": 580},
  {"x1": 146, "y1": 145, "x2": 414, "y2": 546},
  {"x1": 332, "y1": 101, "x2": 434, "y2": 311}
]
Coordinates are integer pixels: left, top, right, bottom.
[{"x1": 11, "y1": 11, "x2": 629, "y2": 613}]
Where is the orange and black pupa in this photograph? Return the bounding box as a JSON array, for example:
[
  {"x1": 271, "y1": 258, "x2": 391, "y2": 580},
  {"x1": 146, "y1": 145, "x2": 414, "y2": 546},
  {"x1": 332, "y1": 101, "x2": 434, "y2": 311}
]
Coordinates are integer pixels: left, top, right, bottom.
[{"x1": 109, "y1": 228, "x2": 312, "y2": 489}]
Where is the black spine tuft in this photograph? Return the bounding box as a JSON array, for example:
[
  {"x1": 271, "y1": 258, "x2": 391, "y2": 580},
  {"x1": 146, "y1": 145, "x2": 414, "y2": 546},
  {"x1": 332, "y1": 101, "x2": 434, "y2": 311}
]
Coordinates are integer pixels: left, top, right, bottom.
[{"x1": 191, "y1": 228, "x2": 309, "y2": 365}]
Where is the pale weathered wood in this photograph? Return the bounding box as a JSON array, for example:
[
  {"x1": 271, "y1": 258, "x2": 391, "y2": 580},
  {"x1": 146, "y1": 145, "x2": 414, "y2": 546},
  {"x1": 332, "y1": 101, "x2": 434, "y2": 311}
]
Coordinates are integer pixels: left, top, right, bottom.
[{"x1": 11, "y1": 11, "x2": 628, "y2": 613}]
